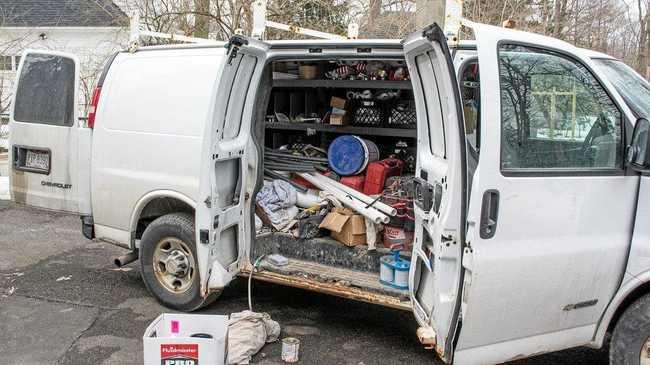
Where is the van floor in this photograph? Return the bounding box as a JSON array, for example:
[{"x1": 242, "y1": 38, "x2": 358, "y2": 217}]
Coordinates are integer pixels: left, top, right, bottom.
[{"x1": 252, "y1": 232, "x2": 410, "y2": 303}]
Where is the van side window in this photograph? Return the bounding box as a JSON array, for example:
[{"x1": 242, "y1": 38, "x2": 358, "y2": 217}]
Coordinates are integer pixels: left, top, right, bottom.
[
  {"x1": 460, "y1": 60, "x2": 480, "y2": 153},
  {"x1": 498, "y1": 44, "x2": 622, "y2": 170},
  {"x1": 14, "y1": 54, "x2": 75, "y2": 127}
]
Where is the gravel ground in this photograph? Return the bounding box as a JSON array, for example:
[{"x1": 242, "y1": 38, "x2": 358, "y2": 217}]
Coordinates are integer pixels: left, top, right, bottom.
[{"x1": 0, "y1": 203, "x2": 609, "y2": 364}]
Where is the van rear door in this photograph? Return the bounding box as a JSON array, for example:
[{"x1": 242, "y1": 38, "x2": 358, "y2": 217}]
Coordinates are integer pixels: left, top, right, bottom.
[
  {"x1": 196, "y1": 37, "x2": 269, "y2": 296},
  {"x1": 402, "y1": 24, "x2": 467, "y2": 362},
  {"x1": 9, "y1": 50, "x2": 91, "y2": 215}
]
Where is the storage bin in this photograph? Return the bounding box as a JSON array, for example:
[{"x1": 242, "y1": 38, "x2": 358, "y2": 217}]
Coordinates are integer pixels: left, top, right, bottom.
[
  {"x1": 387, "y1": 101, "x2": 417, "y2": 129},
  {"x1": 350, "y1": 100, "x2": 384, "y2": 127},
  {"x1": 143, "y1": 313, "x2": 228, "y2": 365}
]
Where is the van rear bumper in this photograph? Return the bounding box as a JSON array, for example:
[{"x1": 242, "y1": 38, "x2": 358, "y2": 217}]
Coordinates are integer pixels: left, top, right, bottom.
[{"x1": 81, "y1": 215, "x2": 95, "y2": 240}]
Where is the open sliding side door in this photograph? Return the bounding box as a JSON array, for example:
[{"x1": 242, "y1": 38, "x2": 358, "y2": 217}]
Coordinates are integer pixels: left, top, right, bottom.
[
  {"x1": 402, "y1": 24, "x2": 467, "y2": 363},
  {"x1": 196, "y1": 36, "x2": 269, "y2": 297}
]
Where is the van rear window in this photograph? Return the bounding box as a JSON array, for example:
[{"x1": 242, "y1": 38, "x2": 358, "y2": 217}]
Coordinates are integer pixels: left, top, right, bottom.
[{"x1": 14, "y1": 53, "x2": 75, "y2": 127}]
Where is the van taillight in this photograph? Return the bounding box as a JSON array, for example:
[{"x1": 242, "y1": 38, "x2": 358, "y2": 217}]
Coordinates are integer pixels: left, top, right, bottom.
[{"x1": 87, "y1": 86, "x2": 102, "y2": 128}]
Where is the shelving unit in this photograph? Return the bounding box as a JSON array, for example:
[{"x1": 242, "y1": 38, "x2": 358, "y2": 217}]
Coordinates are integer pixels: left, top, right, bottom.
[
  {"x1": 265, "y1": 122, "x2": 417, "y2": 138},
  {"x1": 272, "y1": 79, "x2": 412, "y2": 90},
  {"x1": 267, "y1": 63, "x2": 417, "y2": 151}
]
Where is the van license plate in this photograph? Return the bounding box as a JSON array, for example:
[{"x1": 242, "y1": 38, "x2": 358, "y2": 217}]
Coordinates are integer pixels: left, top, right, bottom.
[{"x1": 25, "y1": 150, "x2": 49, "y2": 171}]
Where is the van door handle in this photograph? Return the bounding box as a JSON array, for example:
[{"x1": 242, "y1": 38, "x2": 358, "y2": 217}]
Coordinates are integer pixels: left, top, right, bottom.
[{"x1": 479, "y1": 189, "x2": 499, "y2": 239}]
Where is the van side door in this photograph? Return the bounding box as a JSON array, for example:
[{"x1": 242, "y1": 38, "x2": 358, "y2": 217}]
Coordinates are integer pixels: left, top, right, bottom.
[
  {"x1": 196, "y1": 37, "x2": 269, "y2": 296},
  {"x1": 453, "y1": 23, "x2": 638, "y2": 364},
  {"x1": 402, "y1": 24, "x2": 467, "y2": 363},
  {"x1": 9, "y1": 50, "x2": 91, "y2": 215}
]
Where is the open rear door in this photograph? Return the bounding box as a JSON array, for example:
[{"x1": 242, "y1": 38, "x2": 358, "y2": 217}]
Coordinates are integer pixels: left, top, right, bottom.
[
  {"x1": 402, "y1": 24, "x2": 467, "y2": 362},
  {"x1": 196, "y1": 36, "x2": 268, "y2": 297},
  {"x1": 9, "y1": 50, "x2": 91, "y2": 215}
]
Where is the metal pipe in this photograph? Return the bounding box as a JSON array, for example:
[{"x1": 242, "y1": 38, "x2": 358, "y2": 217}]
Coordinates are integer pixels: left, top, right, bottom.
[
  {"x1": 299, "y1": 173, "x2": 389, "y2": 224},
  {"x1": 264, "y1": 164, "x2": 316, "y2": 172},
  {"x1": 311, "y1": 173, "x2": 397, "y2": 216},
  {"x1": 114, "y1": 250, "x2": 139, "y2": 267},
  {"x1": 264, "y1": 151, "x2": 329, "y2": 162},
  {"x1": 264, "y1": 169, "x2": 308, "y2": 192},
  {"x1": 265, "y1": 160, "x2": 323, "y2": 169}
]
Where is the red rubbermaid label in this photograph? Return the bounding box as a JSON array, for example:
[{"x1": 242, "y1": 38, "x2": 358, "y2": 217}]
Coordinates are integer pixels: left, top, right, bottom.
[{"x1": 160, "y1": 344, "x2": 198, "y2": 365}]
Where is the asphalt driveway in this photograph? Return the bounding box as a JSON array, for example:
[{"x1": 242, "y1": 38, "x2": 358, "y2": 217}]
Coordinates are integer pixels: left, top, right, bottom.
[{"x1": 0, "y1": 202, "x2": 609, "y2": 364}]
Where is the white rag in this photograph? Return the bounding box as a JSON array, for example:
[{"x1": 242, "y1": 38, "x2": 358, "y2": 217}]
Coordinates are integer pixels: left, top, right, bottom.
[
  {"x1": 256, "y1": 180, "x2": 298, "y2": 231},
  {"x1": 227, "y1": 310, "x2": 281, "y2": 365}
]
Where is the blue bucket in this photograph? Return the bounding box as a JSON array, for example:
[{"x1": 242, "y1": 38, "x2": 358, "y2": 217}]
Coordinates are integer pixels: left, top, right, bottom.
[{"x1": 328, "y1": 135, "x2": 379, "y2": 176}]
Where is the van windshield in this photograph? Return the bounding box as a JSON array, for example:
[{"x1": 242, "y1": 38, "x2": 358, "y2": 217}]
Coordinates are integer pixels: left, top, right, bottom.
[{"x1": 593, "y1": 58, "x2": 650, "y2": 119}]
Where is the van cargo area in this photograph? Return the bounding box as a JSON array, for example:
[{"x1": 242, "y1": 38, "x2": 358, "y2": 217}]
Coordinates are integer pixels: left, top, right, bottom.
[{"x1": 251, "y1": 57, "x2": 417, "y2": 308}]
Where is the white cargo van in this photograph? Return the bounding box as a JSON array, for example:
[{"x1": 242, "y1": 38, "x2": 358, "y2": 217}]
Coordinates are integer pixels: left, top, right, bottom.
[{"x1": 9, "y1": 22, "x2": 650, "y2": 364}]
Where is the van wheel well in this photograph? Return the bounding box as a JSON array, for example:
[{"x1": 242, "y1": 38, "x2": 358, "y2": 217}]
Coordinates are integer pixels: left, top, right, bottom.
[
  {"x1": 135, "y1": 197, "x2": 194, "y2": 240},
  {"x1": 607, "y1": 281, "x2": 650, "y2": 338}
]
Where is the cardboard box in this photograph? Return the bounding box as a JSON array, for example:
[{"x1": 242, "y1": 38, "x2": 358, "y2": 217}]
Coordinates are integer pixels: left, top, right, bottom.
[
  {"x1": 143, "y1": 313, "x2": 228, "y2": 365},
  {"x1": 330, "y1": 96, "x2": 347, "y2": 110},
  {"x1": 319, "y1": 207, "x2": 367, "y2": 246},
  {"x1": 329, "y1": 112, "x2": 348, "y2": 126}
]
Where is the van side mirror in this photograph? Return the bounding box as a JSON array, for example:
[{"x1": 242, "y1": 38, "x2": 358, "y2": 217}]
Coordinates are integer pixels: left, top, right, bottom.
[{"x1": 627, "y1": 118, "x2": 650, "y2": 172}]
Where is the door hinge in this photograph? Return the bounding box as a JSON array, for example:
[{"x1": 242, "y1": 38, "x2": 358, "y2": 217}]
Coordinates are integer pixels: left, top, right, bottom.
[
  {"x1": 213, "y1": 216, "x2": 219, "y2": 229},
  {"x1": 204, "y1": 196, "x2": 212, "y2": 208},
  {"x1": 226, "y1": 35, "x2": 248, "y2": 65}
]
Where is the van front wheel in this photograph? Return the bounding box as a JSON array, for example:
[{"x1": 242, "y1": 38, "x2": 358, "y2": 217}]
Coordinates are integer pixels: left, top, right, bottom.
[
  {"x1": 139, "y1": 213, "x2": 219, "y2": 311},
  {"x1": 611, "y1": 293, "x2": 650, "y2": 365}
]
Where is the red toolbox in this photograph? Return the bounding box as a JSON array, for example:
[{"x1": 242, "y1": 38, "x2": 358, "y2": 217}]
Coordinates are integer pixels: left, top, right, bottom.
[
  {"x1": 340, "y1": 174, "x2": 366, "y2": 192},
  {"x1": 363, "y1": 158, "x2": 404, "y2": 195}
]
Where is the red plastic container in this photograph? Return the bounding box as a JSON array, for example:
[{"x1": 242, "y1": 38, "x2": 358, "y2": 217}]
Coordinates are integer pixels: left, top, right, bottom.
[
  {"x1": 363, "y1": 158, "x2": 404, "y2": 195},
  {"x1": 340, "y1": 174, "x2": 366, "y2": 192}
]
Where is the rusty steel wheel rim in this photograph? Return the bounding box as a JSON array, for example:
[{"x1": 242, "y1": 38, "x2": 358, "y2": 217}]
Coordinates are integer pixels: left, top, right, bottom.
[
  {"x1": 641, "y1": 337, "x2": 650, "y2": 365},
  {"x1": 152, "y1": 237, "x2": 195, "y2": 294}
]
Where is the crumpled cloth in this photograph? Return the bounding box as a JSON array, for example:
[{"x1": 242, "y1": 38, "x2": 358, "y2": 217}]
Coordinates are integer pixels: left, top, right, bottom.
[
  {"x1": 256, "y1": 180, "x2": 298, "y2": 231},
  {"x1": 227, "y1": 310, "x2": 281, "y2": 365}
]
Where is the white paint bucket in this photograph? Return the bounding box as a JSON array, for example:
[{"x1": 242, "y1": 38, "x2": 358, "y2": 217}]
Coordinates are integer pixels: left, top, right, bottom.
[
  {"x1": 281, "y1": 337, "x2": 300, "y2": 363},
  {"x1": 355, "y1": 136, "x2": 380, "y2": 173},
  {"x1": 379, "y1": 255, "x2": 395, "y2": 283}
]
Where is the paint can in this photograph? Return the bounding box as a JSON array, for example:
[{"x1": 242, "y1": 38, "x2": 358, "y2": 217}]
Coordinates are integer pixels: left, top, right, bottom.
[{"x1": 281, "y1": 337, "x2": 300, "y2": 363}]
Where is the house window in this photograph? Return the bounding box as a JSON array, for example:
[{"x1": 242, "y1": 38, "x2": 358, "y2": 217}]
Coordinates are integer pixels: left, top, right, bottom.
[
  {"x1": 0, "y1": 56, "x2": 12, "y2": 71},
  {"x1": 14, "y1": 56, "x2": 20, "y2": 70}
]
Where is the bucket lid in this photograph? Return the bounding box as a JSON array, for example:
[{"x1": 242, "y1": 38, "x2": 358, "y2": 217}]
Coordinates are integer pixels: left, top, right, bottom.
[
  {"x1": 328, "y1": 135, "x2": 367, "y2": 176},
  {"x1": 393, "y1": 250, "x2": 410, "y2": 270}
]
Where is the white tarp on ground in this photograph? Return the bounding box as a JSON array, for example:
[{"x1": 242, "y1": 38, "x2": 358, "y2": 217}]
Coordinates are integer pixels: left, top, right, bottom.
[
  {"x1": 0, "y1": 176, "x2": 8, "y2": 200},
  {"x1": 227, "y1": 311, "x2": 280, "y2": 365}
]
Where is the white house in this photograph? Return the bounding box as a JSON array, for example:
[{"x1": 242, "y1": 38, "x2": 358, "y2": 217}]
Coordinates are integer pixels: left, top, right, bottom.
[{"x1": 0, "y1": 0, "x2": 130, "y2": 152}]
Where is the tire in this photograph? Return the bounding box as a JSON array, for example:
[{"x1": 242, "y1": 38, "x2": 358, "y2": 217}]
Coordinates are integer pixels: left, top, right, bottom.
[
  {"x1": 139, "y1": 212, "x2": 219, "y2": 311},
  {"x1": 610, "y1": 294, "x2": 650, "y2": 365}
]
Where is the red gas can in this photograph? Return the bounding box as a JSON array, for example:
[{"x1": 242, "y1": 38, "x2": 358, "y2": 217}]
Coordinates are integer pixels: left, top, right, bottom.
[
  {"x1": 363, "y1": 158, "x2": 404, "y2": 195},
  {"x1": 340, "y1": 174, "x2": 366, "y2": 192}
]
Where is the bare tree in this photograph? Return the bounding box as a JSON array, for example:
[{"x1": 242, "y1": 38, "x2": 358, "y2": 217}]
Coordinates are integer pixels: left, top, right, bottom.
[{"x1": 463, "y1": 0, "x2": 648, "y2": 78}]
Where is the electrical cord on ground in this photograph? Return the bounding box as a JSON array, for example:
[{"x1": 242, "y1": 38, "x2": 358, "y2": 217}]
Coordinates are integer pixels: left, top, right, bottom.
[{"x1": 248, "y1": 255, "x2": 266, "y2": 311}]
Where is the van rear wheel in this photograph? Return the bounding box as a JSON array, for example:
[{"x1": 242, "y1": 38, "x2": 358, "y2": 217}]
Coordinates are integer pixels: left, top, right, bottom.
[
  {"x1": 139, "y1": 213, "x2": 219, "y2": 311},
  {"x1": 610, "y1": 293, "x2": 650, "y2": 365}
]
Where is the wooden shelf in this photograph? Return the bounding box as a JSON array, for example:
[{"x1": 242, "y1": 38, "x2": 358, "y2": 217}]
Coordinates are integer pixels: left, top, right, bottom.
[
  {"x1": 265, "y1": 122, "x2": 417, "y2": 138},
  {"x1": 272, "y1": 79, "x2": 412, "y2": 90}
]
